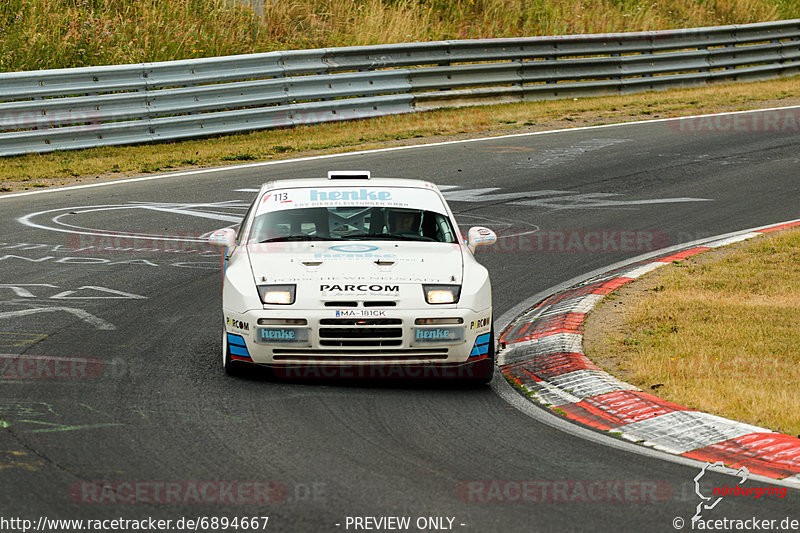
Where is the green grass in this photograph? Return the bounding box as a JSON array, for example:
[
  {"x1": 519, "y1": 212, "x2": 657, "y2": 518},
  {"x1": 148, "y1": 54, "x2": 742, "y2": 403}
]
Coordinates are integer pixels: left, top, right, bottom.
[
  {"x1": 2, "y1": 0, "x2": 799, "y2": 71},
  {"x1": 585, "y1": 229, "x2": 800, "y2": 436}
]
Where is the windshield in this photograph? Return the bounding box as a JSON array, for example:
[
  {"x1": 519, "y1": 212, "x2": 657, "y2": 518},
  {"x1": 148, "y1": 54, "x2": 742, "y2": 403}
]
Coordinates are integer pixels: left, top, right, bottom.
[{"x1": 248, "y1": 206, "x2": 457, "y2": 244}]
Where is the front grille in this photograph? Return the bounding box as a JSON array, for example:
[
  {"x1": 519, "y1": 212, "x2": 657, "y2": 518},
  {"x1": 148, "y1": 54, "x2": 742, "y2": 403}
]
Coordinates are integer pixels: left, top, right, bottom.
[
  {"x1": 323, "y1": 301, "x2": 397, "y2": 307},
  {"x1": 363, "y1": 301, "x2": 397, "y2": 307},
  {"x1": 319, "y1": 318, "x2": 402, "y2": 326},
  {"x1": 323, "y1": 301, "x2": 357, "y2": 307},
  {"x1": 317, "y1": 318, "x2": 403, "y2": 347}
]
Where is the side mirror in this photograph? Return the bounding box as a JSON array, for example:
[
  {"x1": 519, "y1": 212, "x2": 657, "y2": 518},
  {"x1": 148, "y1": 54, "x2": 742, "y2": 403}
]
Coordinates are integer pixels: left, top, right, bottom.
[
  {"x1": 467, "y1": 226, "x2": 497, "y2": 253},
  {"x1": 208, "y1": 227, "x2": 237, "y2": 248}
]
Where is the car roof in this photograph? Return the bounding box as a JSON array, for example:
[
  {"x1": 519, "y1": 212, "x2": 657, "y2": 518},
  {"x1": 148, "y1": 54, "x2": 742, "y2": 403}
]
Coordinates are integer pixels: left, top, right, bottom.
[{"x1": 259, "y1": 176, "x2": 440, "y2": 193}]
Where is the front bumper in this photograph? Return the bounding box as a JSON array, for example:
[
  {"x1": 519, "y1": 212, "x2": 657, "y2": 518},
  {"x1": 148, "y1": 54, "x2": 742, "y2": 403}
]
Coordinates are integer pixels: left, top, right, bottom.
[{"x1": 223, "y1": 307, "x2": 492, "y2": 374}]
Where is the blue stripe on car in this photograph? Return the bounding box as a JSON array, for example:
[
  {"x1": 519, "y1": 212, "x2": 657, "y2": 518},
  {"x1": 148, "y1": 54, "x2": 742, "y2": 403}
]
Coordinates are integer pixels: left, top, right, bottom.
[
  {"x1": 227, "y1": 333, "x2": 251, "y2": 359},
  {"x1": 469, "y1": 332, "x2": 491, "y2": 358}
]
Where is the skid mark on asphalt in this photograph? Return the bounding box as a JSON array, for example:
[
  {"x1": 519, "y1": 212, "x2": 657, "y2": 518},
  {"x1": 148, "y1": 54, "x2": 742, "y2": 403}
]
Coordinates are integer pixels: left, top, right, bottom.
[
  {"x1": 0, "y1": 401, "x2": 120, "y2": 434},
  {"x1": 0, "y1": 332, "x2": 47, "y2": 350},
  {"x1": 0, "y1": 449, "x2": 44, "y2": 471},
  {"x1": 0, "y1": 400, "x2": 246, "y2": 434},
  {"x1": 512, "y1": 139, "x2": 631, "y2": 169}
]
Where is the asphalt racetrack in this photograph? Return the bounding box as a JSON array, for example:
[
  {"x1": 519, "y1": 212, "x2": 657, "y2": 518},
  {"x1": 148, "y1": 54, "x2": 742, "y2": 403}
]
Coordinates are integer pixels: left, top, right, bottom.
[{"x1": 1, "y1": 108, "x2": 798, "y2": 532}]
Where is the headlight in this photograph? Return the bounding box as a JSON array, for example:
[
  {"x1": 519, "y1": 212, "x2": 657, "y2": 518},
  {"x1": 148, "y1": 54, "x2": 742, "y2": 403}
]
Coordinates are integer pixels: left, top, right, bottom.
[
  {"x1": 258, "y1": 284, "x2": 296, "y2": 305},
  {"x1": 422, "y1": 284, "x2": 461, "y2": 304}
]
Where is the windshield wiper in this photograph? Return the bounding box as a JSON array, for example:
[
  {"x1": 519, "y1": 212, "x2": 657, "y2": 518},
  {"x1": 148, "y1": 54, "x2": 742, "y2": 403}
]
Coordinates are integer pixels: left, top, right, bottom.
[{"x1": 259, "y1": 235, "x2": 332, "y2": 243}]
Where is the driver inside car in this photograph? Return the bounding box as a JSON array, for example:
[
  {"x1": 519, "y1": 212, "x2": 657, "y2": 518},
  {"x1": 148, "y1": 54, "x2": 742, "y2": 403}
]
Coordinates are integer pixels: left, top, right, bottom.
[{"x1": 387, "y1": 208, "x2": 421, "y2": 234}]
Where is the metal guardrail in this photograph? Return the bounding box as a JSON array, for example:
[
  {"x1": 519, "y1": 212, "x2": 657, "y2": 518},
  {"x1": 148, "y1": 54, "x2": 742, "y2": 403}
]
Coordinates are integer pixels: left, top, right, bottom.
[{"x1": 1, "y1": 20, "x2": 798, "y2": 156}]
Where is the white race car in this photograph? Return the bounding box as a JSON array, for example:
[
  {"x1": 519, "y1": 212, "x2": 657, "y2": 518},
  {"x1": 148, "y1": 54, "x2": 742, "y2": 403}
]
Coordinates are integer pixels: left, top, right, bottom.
[{"x1": 209, "y1": 171, "x2": 497, "y2": 382}]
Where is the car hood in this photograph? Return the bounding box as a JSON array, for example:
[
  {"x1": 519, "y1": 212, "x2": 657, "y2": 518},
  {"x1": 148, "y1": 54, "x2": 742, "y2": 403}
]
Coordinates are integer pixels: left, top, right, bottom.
[{"x1": 247, "y1": 241, "x2": 464, "y2": 287}]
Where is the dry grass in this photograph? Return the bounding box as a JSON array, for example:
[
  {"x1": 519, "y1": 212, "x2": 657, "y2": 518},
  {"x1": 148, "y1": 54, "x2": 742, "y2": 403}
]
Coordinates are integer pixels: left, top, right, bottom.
[
  {"x1": 1, "y1": 74, "x2": 798, "y2": 193},
  {"x1": 584, "y1": 229, "x2": 800, "y2": 436},
  {"x1": 1, "y1": 0, "x2": 798, "y2": 71}
]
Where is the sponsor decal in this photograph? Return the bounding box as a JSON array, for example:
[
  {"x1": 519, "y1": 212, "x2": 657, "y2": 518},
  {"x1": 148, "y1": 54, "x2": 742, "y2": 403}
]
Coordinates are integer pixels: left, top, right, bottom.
[
  {"x1": 313, "y1": 251, "x2": 397, "y2": 260},
  {"x1": 414, "y1": 328, "x2": 463, "y2": 343},
  {"x1": 258, "y1": 328, "x2": 308, "y2": 344},
  {"x1": 226, "y1": 334, "x2": 251, "y2": 360},
  {"x1": 470, "y1": 317, "x2": 490, "y2": 330},
  {"x1": 321, "y1": 284, "x2": 399, "y2": 293},
  {"x1": 226, "y1": 317, "x2": 249, "y2": 331},
  {"x1": 255, "y1": 186, "x2": 448, "y2": 215},
  {"x1": 469, "y1": 332, "x2": 491, "y2": 358},
  {"x1": 335, "y1": 310, "x2": 387, "y2": 318},
  {"x1": 328, "y1": 244, "x2": 380, "y2": 253},
  {"x1": 310, "y1": 189, "x2": 391, "y2": 202}
]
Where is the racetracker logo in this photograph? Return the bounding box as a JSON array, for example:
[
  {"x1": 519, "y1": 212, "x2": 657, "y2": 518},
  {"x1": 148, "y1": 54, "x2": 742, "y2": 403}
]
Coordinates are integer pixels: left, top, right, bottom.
[
  {"x1": 0, "y1": 109, "x2": 104, "y2": 132},
  {"x1": 669, "y1": 109, "x2": 800, "y2": 133},
  {"x1": 66, "y1": 232, "x2": 218, "y2": 255},
  {"x1": 70, "y1": 481, "x2": 286, "y2": 504},
  {"x1": 457, "y1": 480, "x2": 673, "y2": 503},
  {"x1": 272, "y1": 362, "x2": 491, "y2": 380},
  {"x1": 483, "y1": 229, "x2": 669, "y2": 253},
  {"x1": 0, "y1": 355, "x2": 103, "y2": 380}
]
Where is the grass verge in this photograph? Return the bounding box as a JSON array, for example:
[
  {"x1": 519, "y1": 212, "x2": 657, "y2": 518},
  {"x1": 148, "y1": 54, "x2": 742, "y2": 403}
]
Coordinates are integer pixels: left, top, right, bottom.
[
  {"x1": 583, "y1": 228, "x2": 800, "y2": 437},
  {"x1": 3, "y1": 0, "x2": 798, "y2": 71},
  {"x1": 1, "y1": 74, "x2": 799, "y2": 194}
]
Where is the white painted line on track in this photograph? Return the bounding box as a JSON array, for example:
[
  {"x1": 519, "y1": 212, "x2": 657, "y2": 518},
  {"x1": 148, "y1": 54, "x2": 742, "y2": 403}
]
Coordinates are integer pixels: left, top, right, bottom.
[
  {"x1": 2, "y1": 104, "x2": 800, "y2": 200},
  {"x1": 0, "y1": 307, "x2": 116, "y2": 330}
]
